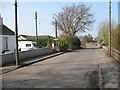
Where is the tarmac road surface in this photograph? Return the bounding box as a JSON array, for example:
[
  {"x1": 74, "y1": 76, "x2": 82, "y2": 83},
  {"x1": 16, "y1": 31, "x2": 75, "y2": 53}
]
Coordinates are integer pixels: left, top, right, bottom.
[{"x1": 2, "y1": 43, "x2": 118, "y2": 88}]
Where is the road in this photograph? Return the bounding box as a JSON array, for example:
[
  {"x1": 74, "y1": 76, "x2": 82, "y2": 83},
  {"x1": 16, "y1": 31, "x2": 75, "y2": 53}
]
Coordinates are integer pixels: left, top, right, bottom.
[{"x1": 2, "y1": 43, "x2": 118, "y2": 88}]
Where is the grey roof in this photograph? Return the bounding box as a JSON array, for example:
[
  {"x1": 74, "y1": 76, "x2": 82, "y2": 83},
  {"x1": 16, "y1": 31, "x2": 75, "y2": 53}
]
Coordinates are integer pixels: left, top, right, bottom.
[
  {"x1": 19, "y1": 35, "x2": 54, "y2": 41},
  {"x1": 2, "y1": 25, "x2": 15, "y2": 35}
]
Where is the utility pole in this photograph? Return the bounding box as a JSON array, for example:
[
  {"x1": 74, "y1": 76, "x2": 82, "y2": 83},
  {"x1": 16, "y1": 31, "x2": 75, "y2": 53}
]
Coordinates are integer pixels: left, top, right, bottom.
[
  {"x1": 55, "y1": 19, "x2": 57, "y2": 38},
  {"x1": 109, "y1": 0, "x2": 112, "y2": 56},
  {"x1": 14, "y1": 0, "x2": 19, "y2": 66},
  {"x1": 35, "y1": 11, "x2": 38, "y2": 48}
]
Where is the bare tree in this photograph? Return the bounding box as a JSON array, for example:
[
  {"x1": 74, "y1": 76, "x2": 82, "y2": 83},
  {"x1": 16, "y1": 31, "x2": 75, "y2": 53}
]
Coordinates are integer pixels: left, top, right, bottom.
[
  {"x1": 97, "y1": 20, "x2": 117, "y2": 45},
  {"x1": 53, "y1": 4, "x2": 95, "y2": 36}
]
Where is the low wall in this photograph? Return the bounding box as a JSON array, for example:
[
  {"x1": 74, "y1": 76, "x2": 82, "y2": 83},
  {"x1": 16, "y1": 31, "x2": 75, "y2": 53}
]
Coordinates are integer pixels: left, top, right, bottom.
[
  {"x1": 1, "y1": 48, "x2": 53, "y2": 66},
  {"x1": 103, "y1": 46, "x2": 120, "y2": 63}
]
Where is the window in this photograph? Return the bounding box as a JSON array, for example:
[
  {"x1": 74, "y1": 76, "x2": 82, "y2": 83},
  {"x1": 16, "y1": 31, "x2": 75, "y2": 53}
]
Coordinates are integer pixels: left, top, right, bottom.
[
  {"x1": 3, "y1": 37, "x2": 8, "y2": 50},
  {"x1": 26, "y1": 44, "x2": 31, "y2": 47}
]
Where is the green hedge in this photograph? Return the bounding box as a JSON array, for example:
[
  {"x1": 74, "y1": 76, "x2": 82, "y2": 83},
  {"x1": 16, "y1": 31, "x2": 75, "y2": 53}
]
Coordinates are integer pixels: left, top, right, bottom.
[
  {"x1": 69, "y1": 36, "x2": 81, "y2": 50},
  {"x1": 33, "y1": 38, "x2": 54, "y2": 48},
  {"x1": 59, "y1": 36, "x2": 70, "y2": 52},
  {"x1": 59, "y1": 36, "x2": 81, "y2": 52},
  {"x1": 112, "y1": 24, "x2": 120, "y2": 50}
]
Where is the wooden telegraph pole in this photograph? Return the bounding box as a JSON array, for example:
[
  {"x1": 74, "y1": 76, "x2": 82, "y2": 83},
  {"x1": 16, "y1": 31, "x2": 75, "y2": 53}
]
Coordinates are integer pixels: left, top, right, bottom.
[
  {"x1": 14, "y1": 0, "x2": 19, "y2": 66},
  {"x1": 55, "y1": 19, "x2": 57, "y2": 38},
  {"x1": 35, "y1": 11, "x2": 38, "y2": 48},
  {"x1": 109, "y1": 0, "x2": 112, "y2": 56}
]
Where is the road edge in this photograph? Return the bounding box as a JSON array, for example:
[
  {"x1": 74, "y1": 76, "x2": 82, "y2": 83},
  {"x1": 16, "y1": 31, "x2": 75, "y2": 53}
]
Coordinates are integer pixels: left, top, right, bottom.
[{"x1": 1, "y1": 52, "x2": 64, "y2": 75}]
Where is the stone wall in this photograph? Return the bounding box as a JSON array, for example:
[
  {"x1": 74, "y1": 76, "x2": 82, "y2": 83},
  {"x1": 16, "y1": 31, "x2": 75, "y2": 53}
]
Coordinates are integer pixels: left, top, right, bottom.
[{"x1": 1, "y1": 48, "x2": 53, "y2": 66}]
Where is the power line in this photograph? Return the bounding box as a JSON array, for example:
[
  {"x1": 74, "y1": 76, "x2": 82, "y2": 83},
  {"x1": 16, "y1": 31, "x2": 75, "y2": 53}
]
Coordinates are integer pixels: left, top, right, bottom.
[{"x1": 19, "y1": 21, "x2": 33, "y2": 29}]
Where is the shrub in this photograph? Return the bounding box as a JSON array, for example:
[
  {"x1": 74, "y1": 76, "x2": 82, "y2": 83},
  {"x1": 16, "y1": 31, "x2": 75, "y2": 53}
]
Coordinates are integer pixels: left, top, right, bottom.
[
  {"x1": 72, "y1": 36, "x2": 81, "y2": 49},
  {"x1": 33, "y1": 38, "x2": 54, "y2": 48},
  {"x1": 59, "y1": 36, "x2": 69, "y2": 52},
  {"x1": 46, "y1": 38, "x2": 53, "y2": 48},
  {"x1": 112, "y1": 24, "x2": 120, "y2": 50},
  {"x1": 59, "y1": 36, "x2": 81, "y2": 51}
]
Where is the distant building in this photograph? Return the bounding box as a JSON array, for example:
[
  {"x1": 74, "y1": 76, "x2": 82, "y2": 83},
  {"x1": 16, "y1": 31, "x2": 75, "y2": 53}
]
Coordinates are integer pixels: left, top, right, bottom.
[
  {"x1": 18, "y1": 34, "x2": 53, "y2": 41},
  {"x1": 0, "y1": 15, "x2": 15, "y2": 54}
]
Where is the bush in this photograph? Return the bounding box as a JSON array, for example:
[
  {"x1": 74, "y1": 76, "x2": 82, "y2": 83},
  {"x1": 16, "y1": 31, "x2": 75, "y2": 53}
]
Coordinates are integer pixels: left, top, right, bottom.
[
  {"x1": 70, "y1": 36, "x2": 81, "y2": 49},
  {"x1": 59, "y1": 36, "x2": 81, "y2": 52},
  {"x1": 59, "y1": 36, "x2": 69, "y2": 52},
  {"x1": 33, "y1": 38, "x2": 54, "y2": 48},
  {"x1": 46, "y1": 38, "x2": 53, "y2": 48},
  {"x1": 112, "y1": 24, "x2": 120, "y2": 50}
]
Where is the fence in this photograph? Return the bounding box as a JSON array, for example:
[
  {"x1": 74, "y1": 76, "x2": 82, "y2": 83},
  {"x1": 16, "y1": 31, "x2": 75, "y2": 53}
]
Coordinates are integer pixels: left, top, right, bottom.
[
  {"x1": 111, "y1": 48, "x2": 120, "y2": 62},
  {"x1": 1, "y1": 48, "x2": 53, "y2": 66},
  {"x1": 103, "y1": 46, "x2": 120, "y2": 63}
]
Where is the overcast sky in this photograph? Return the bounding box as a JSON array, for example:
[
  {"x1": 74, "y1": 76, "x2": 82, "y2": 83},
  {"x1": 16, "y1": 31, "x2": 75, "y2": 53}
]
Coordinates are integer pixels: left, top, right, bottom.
[{"x1": 0, "y1": 0, "x2": 119, "y2": 38}]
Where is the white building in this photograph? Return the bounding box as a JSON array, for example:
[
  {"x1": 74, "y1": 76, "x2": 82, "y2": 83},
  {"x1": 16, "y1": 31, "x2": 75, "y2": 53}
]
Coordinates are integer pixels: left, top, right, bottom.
[
  {"x1": 0, "y1": 15, "x2": 2, "y2": 55},
  {"x1": 0, "y1": 15, "x2": 15, "y2": 55}
]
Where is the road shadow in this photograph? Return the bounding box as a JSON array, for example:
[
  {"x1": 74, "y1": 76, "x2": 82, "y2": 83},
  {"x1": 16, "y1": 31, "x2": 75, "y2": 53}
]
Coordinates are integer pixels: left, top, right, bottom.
[
  {"x1": 72, "y1": 47, "x2": 99, "y2": 53},
  {"x1": 84, "y1": 47, "x2": 99, "y2": 49},
  {"x1": 84, "y1": 70, "x2": 100, "y2": 88},
  {"x1": 88, "y1": 70, "x2": 99, "y2": 88},
  {"x1": 100, "y1": 62, "x2": 118, "y2": 88},
  {"x1": 26, "y1": 58, "x2": 98, "y2": 67}
]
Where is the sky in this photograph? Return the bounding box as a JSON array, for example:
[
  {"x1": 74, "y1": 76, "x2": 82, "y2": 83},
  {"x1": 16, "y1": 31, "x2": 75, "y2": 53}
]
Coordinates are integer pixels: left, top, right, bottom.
[{"x1": 0, "y1": 0, "x2": 119, "y2": 38}]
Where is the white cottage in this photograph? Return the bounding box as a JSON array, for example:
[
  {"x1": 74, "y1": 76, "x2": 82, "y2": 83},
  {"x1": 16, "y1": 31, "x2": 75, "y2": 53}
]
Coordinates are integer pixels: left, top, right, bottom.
[{"x1": 0, "y1": 15, "x2": 15, "y2": 55}]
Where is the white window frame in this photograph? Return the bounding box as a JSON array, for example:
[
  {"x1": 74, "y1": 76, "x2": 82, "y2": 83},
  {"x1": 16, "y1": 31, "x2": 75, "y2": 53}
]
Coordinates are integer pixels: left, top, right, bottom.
[{"x1": 3, "y1": 37, "x2": 8, "y2": 50}]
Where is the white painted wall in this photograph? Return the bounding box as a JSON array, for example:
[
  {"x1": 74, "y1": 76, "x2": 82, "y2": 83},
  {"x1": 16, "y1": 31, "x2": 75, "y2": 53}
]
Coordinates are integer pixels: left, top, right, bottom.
[
  {"x1": 0, "y1": 15, "x2": 2, "y2": 35},
  {"x1": 0, "y1": 36, "x2": 2, "y2": 55},
  {"x1": 8, "y1": 35, "x2": 15, "y2": 53},
  {"x1": 18, "y1": 36, "x2": 27, "y2": 40},
  {"x1": 0, "y1": 35, "x2": 15, "y2": 66},
  {"x1": 2, "y1": 35, "x2": 15, "y2": 53},
  {"x1": 0, "y1": 15, "x2": 15, "y2": 54},
  {"x1": 1, "y1": 35, "x2": 15, "y2": 54},
  {"x1": 0, "y1": 36, "x2": 2, "y2": 66},
  {"x1": 0, "y1": 14, "x2": 3, "y2": 67},
  {"x1": 0, "y1": 15, "x2": 2, "y2": 55}
]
